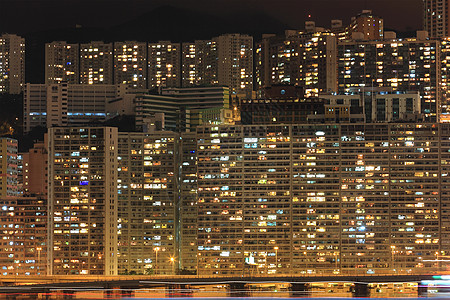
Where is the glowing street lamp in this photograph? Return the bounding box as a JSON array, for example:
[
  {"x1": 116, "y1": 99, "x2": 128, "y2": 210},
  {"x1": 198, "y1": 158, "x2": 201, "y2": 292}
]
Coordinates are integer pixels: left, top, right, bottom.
[
  {"x1": 435, "y1": 251, "x2": 440, "y2": 271},
  {"x1": 154, "y1": 247, "x2": 160, "y2": 275},
  {"x1": 36, "y1": 247, "x2": 42, "y2": 271},
  {"x1": 170, "y1": 256, "x2": 175, "y2": 274}
]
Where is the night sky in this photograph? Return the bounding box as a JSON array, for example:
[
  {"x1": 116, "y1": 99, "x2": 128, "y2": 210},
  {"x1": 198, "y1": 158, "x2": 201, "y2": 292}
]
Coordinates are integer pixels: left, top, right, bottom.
[{"x1": 0, "y1": 0, "x2": 422, "y2": 34}]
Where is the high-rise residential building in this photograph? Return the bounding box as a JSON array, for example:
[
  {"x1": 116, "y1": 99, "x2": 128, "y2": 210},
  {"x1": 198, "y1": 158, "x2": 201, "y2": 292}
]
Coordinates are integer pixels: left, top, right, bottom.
[
  {"x1": 45, "y1": 42, "x2": 79, "y2": 84},
  {"x1": 0, "y1": 138, "x2": 18, "y2": 198},
  {"x1": 443, "y1": 39, "x2": 450, "y2": 121},
  {"x1": 23, "y1": 83, "x2": 47, "y2": 131},
  {"x1": 0, "y1": 196, "x2": 47, "y2": 276},
  {"x1": 178, "y1": 133, "x2": 198, "y2": 273},
  {"x1": 214, "y1": 34, "x2": 253, "y2": 99},
  {"x1": 440, "y1": 37, "x2": 450, "y2": 121},
  {"x1": 116, "y1": 131, "x2": 197, "y2": 275},
  {"x1": 80, "y1": 42, "x2": 114, "y2": 85},
  {"x1": 181, "y1": 40, "x2": 218, "y2": 88},
  {"x1": 197, "y1": 123, "x2": 449, "y2": 276},
  {"x1": 17, "y1": 153, "x2": 23, "y2": 194},
  {"x1": 255, "y1": 30, "x2": 337, "y2": 98},
  {"x1": 424, "y1": 0, "x2": 450, "y2": 38},
  {"x1": 182, "y1": 35, "x2": 252, "y2": 96},
  {"x1": 198, "y1": 40, "x2": 219, "y2": 88},
  {"x1": 148, "y1": 41, "x2": 181, "y2": 89},
  {"x1": 21, "y1": 138, "x2": 48, "y2": 197},
  {"x1": 117, "y1": 132, "x2": 177, "y2": 275},
  {"x1": 23, "y1": 83, "x2": 118, "y2": 133},
  {"x1": 346, "y1": 10, "x2": 384, "y2": 40},
  {"x1": 301, "y1": 32, "x2": 338, "y2": 97},
  {"x1": 181, "y1": 42, "x2": 198, "y2": 88},
  {"x1": 114, "y1": 41, "x2": 147, "y2": 88},
  {"x1": 45, "y1": 41, "x2": 113, "y2": 85},
  {"x1": 0, "y1": 34, "x2": 25, "y2": 94},
  {"x1": 338, "y1": 32, "x2": 439, "y2": 121},
  {"x1": 140, "y1": 35, "x2": 252, "y2": 96},
  {"x1": 255, "y1": 32, "x2": 303, "y2": 89},
  {"x1": 48, "y1": 127, "x2": 118, "y2": 275}
]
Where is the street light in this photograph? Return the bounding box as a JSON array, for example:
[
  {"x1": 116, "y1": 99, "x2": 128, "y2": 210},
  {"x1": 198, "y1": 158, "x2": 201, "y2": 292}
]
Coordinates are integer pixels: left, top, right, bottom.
[
  {"x1": 154, "y1": 247, "x2": 160, "y2": 275},
  {"x1": 170, "y1": 256, "x2": 175, "y2": 275},
  {"x1": 36, "y1": 247, "x2": 42, "y2": 272},
  {"x1": 435, "y1": 251, "x2": 440, "y2": 272},
  {"x1": 303, "y1": 251, "x2": 308, "y2": 275},
  {"x1": 274, "y1": 247, "x2": 279, "y2": 274}
]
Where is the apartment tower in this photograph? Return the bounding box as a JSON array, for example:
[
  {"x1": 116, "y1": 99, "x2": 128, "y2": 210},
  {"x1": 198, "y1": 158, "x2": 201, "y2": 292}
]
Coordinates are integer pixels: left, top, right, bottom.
[
  {"x1": 79, "y1": 42, "x2": 114, "y2": 85},
  {"x1": 424, "y1": 0, "x2": 450, "y2": 38},
  {"x1": 196, "y1": 123, "x2": 448, "y2": 276},
  {"x1": 113, "y1": 41, "x2": 147, "y2": 88},
  {"x1": 45, "y1": 42, "x2": 79, "y2": 84},
  {"x1": 0, "y1": 34, "x2": 25, "y2": 94},
  {"x1": 0, "y1": 138, "x2": 18, "y2": 198},
  {"x1": 48, "y1": 127, "x2": 118, "y2": 275},
  {"x1": 148, "y1": 41, "x2": 181, "y2": 89},
  {"x1": 214, "y1": 34, "x2": 253, "y2": 99}
]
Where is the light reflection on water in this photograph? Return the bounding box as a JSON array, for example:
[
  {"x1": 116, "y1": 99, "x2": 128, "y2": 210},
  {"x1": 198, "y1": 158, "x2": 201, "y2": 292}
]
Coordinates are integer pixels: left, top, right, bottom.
[
  {"x1": 124, "y1": 298, "x2": 447, "y2": 300},
  {"x1": 4, "y1": 291, "x2": 444, "y2": 299},
  {"x1": 3, "y1": 281, "x2": 449, "y2": 299}
]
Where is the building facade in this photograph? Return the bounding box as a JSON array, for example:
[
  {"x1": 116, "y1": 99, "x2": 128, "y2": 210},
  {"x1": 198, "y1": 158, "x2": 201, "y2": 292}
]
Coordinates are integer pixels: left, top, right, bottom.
[
  {"x1": 148, "y1": 41, "x2": 181, "y2": 89},
  {"x1": 424, "y1": 0, "x2": 450, "y2": 38},
  {"x1": 214, "y1": 34, "x2": 253, "y2": 99},
  {"x1": 23, "y1": 83, "x2": 47, "y2": 132},
  {"x1": 135, "y1": 86, "x2": 230, "y2": 132},
  {"x1": 116, "y1": 131, "x2": 197, "y2": 275},
  {"x1": 255, "y1": 31, "x2": 337, "y2": 98},
  {"x1": 45, "y1": 42, "x2": 79, "y2": 84},
  {"x1": 23, "y1": 83, "x2": 118, "y2": 133},
  {"x1": 80, "y1": 42, "x2": 114, "y2": 85},
  {"x1": 338, "y1": 34, "x2": 439, "y2": 121},
  {"x1": 178, "y1": 133, "x2": 198, "y2": 273},
  {"x1": 48, "y1": 127, "x2": 118, "y2": 275},
  {"x1": 114, "y1": 41, "x2": 147, "y2": 89},
  {"x1": 255, "y1": 32, "x2": 303, "y2": 90},
  {"x1": 21, "y1": 138, "x2": 48, "y2": 197},
  {"x1": 0, "y1": 34, "x2": 25, "y2": 94},
  {"x1": 316, "y1": 91, "x2": 422, "y2": 123},
  {"x1": 117, "y1": 132, "x2": 177, "y2": 275},
  {"x1": 197, "y1": 123, "x2": 448, "y2": 276},
  {"x1": 240, "y1": 98, "x2": 325, "y2": 125},
  {"x1": 0, "y1": 196, "x2": 47, "y2": 276},
  {"x1": 346, "y1": 10, "x2": 383, "y2": 40},
  {"x1": 181, "y1": 40, "x2": 218, "y2": 88},
  {"x1": 0, "y1": 138, "x2": 18, "y2": 198},
  {"x1": 301, "y1": 33, "x2": 338, "y2": 97}
]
